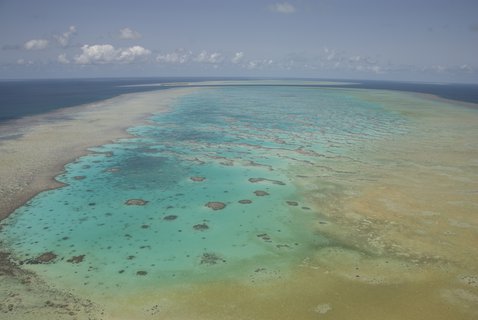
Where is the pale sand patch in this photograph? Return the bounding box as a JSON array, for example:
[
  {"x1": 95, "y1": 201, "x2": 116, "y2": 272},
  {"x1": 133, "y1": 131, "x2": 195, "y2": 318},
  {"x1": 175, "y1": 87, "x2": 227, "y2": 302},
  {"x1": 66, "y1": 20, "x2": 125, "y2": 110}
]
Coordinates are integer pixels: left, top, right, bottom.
[
  {"x1": 121, "y1": 79, "x2": 359, "y2": 88},
  {"x1": 0, "y1": 87, "x2": 197, "y2": 221}
]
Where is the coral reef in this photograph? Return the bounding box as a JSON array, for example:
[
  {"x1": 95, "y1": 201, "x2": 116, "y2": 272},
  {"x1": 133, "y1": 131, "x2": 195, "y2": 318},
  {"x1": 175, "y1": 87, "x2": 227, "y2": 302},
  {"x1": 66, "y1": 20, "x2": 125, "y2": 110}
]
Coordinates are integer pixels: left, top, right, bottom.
[
  {"x1": 205, "y1": 202, "x2": 226, "y2": 210},
  {"x1": 24, "y1": 252, "x2": 57, "y2": 265},
  {"x1": 200, "y1": 252, "x2": 226, "y2": 265},
  {"x1": 125, "y1": 199, "x2": 148, "y2": 206},
  {"x1": 66, "y1": 255, "x2": 85, "y2": 264}
]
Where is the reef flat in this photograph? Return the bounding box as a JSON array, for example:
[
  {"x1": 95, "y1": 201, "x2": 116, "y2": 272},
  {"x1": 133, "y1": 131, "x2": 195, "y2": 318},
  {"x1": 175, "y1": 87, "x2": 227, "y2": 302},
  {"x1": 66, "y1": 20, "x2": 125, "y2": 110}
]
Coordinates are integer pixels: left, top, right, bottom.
[{"x1": 1, "y1": 83, "x2": 477, "y2": 319}]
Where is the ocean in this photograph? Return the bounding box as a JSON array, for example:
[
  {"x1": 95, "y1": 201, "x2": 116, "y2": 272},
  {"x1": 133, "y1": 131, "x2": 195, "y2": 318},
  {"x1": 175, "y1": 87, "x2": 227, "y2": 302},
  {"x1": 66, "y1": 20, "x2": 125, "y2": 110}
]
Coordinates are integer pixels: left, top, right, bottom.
[
  {"x1": 1, "y1": 78, "x2": 477, "y2": 123},
  {"x1": 1, "y1": 79, "x2": 477, "y2": 319}
]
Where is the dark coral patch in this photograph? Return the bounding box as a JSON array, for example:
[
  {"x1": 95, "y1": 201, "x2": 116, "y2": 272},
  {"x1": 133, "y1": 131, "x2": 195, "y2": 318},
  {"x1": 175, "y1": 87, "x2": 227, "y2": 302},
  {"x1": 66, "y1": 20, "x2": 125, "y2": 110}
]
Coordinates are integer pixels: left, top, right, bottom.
[
  {"x1": 67, "y1": 255, "x2": 85, "y2": 264},
  {"x1": 193, "y1": 223, "x2": 209, "y2": 231},
  {"x1": 286, "y1": 201, "x2": 299, "y2": 206},
  {"x1": 125, "y1": 199, "x2": 148, "y2": 206},
  {"x1": 141, "y1": 224, "x2": 150, "y2": 229},
  {"x1": 73, "y1": 176, "x2": 86, "y2": 180},
  {"x1": 163, "y1": 215, "x2": 178, "y2": 221},
  {"x1": 257, "y1": 233, "x2": 272, "y2": 241},
  {"x1": 25, "y1": 252, "x2": 57, "y2": 264},
  {"x1": 205, "y1": 202, "x2": 226, "y2": 210},
  {"x1": 136, "y1": 271, "x2": 148, "y2": 276},
  {"x1": 248, "y1": 178, "x2": 285, "y2": 185},
  {"x1": 254, "y1": 190, "x2": 269, "y2": 196},
  {"x1": 200, "y1": 252, "x2": 225, "y2": 265},
  {"x1": 238, "y1": 199, "x2": 252, "y2": 204},
  {"x1": 276, "y1": 244, "x2": 291, "y2": 249}
]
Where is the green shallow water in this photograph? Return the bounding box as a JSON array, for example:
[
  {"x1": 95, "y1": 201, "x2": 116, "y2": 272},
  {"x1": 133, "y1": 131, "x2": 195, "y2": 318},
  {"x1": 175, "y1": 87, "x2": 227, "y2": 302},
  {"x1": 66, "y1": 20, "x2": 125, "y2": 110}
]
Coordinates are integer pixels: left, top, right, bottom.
[{"x1": 1, "y1": 86, "x2": 408, "y2": 295}]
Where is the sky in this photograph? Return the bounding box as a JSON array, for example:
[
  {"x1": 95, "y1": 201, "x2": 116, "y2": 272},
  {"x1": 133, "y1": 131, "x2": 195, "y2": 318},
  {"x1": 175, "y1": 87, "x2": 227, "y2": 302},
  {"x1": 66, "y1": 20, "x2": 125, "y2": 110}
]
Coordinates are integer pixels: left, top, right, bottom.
[{"x1": 1, "y1": 0, "x2": 477, "y2": 83}]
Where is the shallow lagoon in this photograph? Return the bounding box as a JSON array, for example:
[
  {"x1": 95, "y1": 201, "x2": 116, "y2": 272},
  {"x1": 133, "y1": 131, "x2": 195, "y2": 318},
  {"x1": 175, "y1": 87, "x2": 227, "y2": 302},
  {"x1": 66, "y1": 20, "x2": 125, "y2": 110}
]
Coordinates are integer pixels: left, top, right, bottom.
[{"x1": 2, "y1": 85, "x2": 478, "y2": 319}]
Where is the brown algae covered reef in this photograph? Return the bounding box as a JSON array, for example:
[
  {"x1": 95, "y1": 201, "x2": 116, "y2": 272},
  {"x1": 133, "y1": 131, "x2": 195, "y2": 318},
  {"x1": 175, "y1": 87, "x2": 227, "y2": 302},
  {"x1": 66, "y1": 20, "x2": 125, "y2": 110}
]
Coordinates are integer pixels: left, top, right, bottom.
[{"x1": 288, "y1": 89, "x2": 478, "y2": 320}]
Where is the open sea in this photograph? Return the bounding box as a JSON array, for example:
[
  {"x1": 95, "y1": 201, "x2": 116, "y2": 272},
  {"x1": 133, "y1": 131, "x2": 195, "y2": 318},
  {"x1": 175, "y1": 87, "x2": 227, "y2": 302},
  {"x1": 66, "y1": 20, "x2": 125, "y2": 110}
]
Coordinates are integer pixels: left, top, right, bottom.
[
  {"x1": 1, "y1": 78, "x2": 478, "y2": 123},
  {"x1": 1, "y1": 78, "x2": 478, "y2": 319}
]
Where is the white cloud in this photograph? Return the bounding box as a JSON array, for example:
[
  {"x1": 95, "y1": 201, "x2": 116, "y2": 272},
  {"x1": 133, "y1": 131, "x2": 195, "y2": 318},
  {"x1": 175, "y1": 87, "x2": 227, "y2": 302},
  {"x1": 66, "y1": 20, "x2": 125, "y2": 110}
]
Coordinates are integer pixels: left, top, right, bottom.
[
  {"x1": 117, "y1": 46, "x2": 151, "y2": 62},
  {"x1": 323, "y1": 47, "x2": 337, "y2": 61},
  {"x1": 16, "y1": 59, "x2": 33, "y2": 65},
  {"x1": 459, "y1": 64, "x2": 473, "y2": 73},
  {"x1": 246, "y1": 59, "x2": 274, "y2": 70},
  {"x1": 155, "y1": 49, "x2": 252, "y2": 69},
  {"x1": 74, "y1": 44, "x2": 116, "y2": 64},
  {"x1": 156, "y1": 49, "x2": 192, "y2": 64},
  {"x1": 231, "y1": 52, "x2": 244, "y2": 64},
  {"x1": 420, "y1": 64, "x2": 476, "y2": 75},
  {"x1": 58, "y1": 53, "x2": 70, "y2": 64},
  {"x1": 74, "y1": 44, "x2": 151, "y2": 64},
  {"x1": 370, "y1": 65, "x2": 382, "y2": 73},
  {"x1": 314, "y1": 47, "x2": 385, "y2": 73},
  {"x1": 55, "y1": 26, "x2": 77, "y2": 47},
  {"x1": 24, "y1": 39, "x2": 49, "y2": 50},
  {"x1": 269, "y1": 2, "x2": 296, "y2": 14},
  {"x1": 119, "y1": 27, "x2": 142, "y2": 40},
  {"x1": 194, "y1": 50, "x2": 223, "y2": 64}
]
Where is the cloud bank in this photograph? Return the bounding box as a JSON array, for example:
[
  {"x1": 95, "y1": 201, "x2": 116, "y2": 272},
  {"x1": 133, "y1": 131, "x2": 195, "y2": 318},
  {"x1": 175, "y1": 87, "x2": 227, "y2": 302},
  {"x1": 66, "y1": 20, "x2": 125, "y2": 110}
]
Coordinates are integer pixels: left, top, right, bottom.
[
  {"x1": 57, "y1": 53, "x2": 70, "y2": 64},
  {"x1": 55, "y1": 26, "x2": 77, "y2": 47},
  {"x1": 119, "y1": 27, "x2": 142, "y2": 40},
  {"x1": 194, "y1": 50, "x2": 223, "y2": 64},
  {"x1": 156, "y1": 49, "x2": 192, "y2": 64},
  {"x1": 231, "y1": 52, "x2": 244, "y2": 64},
  {"x1": 74, "y1": 44, "x2": 151, "y2": 64},
  {"x1": 24, "y1": 39, "x2": 49, "y2": 50}
]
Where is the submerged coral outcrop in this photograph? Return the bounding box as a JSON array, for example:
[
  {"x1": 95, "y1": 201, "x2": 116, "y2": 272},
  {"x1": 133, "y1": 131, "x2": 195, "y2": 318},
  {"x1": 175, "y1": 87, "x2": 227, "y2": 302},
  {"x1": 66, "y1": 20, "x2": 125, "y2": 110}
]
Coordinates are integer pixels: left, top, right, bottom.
[
  {"x1": 125, "y1": 199, "x2": 148, "y2": 206},
  {"x1": 205, "y1": 202, "x2": 226, "y2": 210}
]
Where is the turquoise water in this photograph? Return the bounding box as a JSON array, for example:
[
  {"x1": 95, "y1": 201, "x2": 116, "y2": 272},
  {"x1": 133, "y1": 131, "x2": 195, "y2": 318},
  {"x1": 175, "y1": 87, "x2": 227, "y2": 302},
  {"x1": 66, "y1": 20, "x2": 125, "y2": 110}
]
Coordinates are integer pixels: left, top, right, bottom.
[{"x1": 1, "y1": 86, "x2": 407, "y2": 294}]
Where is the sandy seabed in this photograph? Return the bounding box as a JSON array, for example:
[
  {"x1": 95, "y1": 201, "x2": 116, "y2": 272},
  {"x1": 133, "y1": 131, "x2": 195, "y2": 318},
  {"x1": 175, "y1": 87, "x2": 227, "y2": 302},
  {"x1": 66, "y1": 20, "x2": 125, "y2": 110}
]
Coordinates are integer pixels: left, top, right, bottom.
[{"x1": 1, "y1": 85, "x2": 478, "y2": 319}]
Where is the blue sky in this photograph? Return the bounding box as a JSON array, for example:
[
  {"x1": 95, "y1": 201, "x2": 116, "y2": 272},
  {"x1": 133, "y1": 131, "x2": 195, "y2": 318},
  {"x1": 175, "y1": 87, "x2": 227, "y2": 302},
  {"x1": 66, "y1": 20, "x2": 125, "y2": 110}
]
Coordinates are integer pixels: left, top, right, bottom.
[{"x1": 1, "y1": 0, "x2": 477, "y2": 82}]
